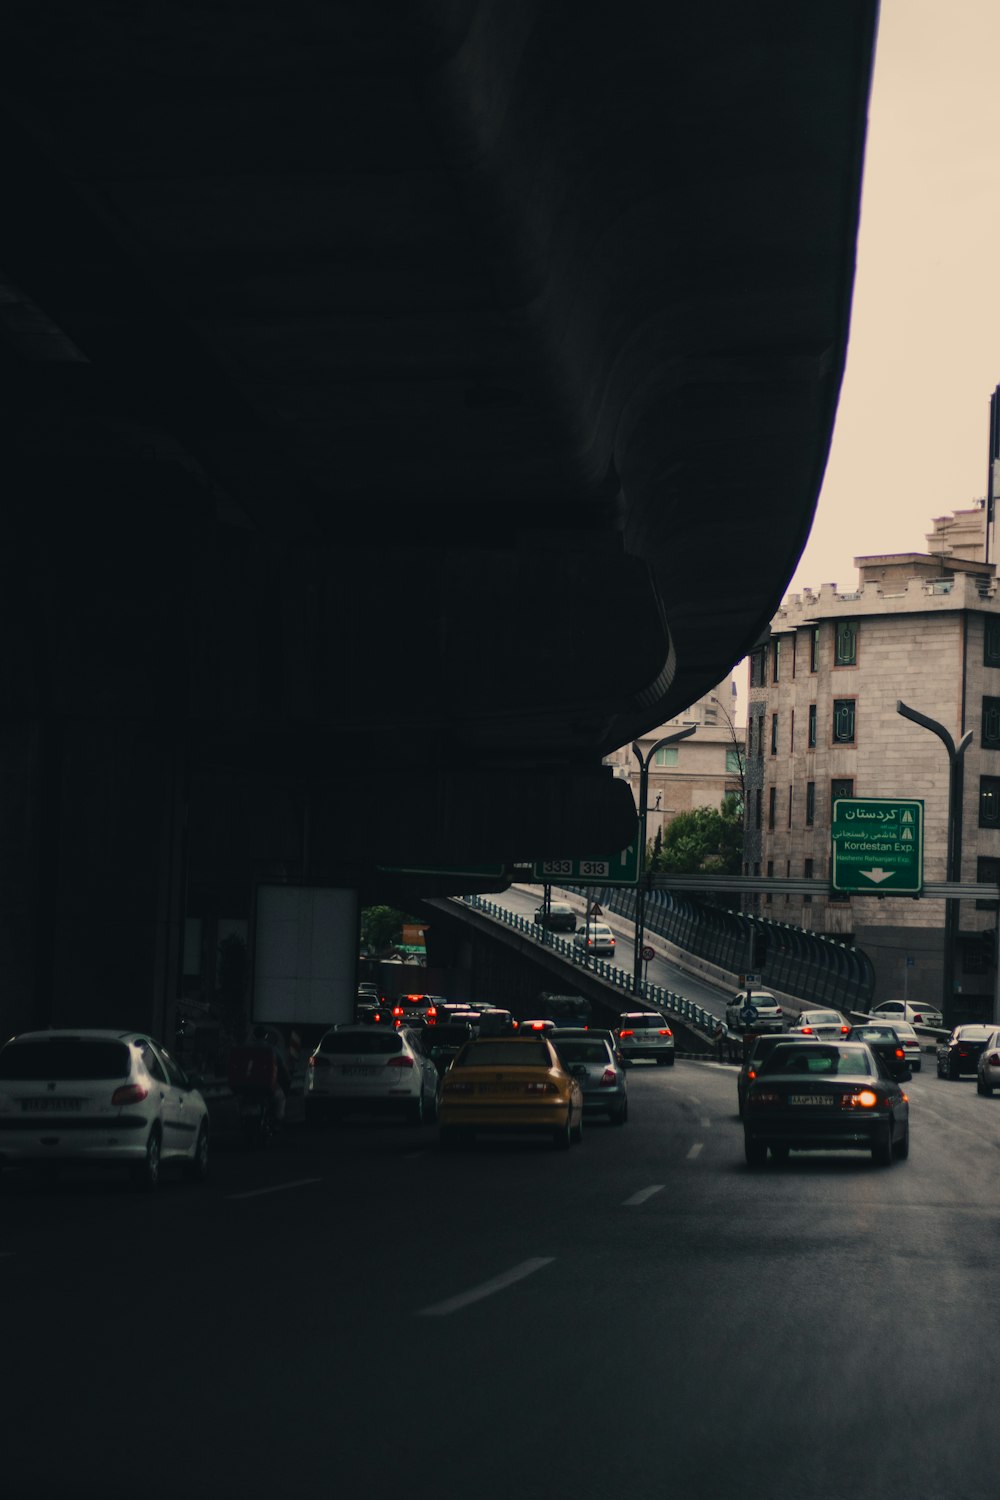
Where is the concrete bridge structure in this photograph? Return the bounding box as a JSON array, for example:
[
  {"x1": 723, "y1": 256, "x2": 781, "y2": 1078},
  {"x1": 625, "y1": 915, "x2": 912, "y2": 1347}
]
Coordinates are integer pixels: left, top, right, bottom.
[{"x1": 0, "y1": 2, "x2": 878, "y2": 1037}]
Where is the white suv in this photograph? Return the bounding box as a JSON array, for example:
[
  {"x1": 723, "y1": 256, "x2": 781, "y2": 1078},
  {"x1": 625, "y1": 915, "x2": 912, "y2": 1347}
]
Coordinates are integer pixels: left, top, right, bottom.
[
  {"x1": 305, "y1": 1024, "x2": 439, "y2": 1125},
  {"x1": 0, "y1": 1030, "x2": 209, "y2": 1189}
]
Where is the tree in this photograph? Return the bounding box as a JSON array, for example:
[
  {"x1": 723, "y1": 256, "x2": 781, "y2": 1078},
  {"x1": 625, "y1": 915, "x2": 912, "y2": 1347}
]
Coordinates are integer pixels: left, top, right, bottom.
[
  {"x1": 653, "y1": 794, "x2": 744, "y2": 876},
  {"x1": 361, "y1": 904, "x2": 415, "y2": 955}
]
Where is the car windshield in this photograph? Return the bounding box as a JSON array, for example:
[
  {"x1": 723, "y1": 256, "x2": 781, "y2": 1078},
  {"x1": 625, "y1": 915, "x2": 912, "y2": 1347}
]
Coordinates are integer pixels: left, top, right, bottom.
[
  {"x1": 554, "y1": 1042, "x2": 610, "y2": 1064},
  {"x1": 0, "y1": 1038, "x2": 132, "y2": 1081},
  {"x1": 457, "y1": 1042, "x2": 551, "y2": 1067},
  {"x1": 761, "y1": 1045, "x2": 874, "y2": 1077},
  {"x1": 319, "y1": 1031, "x2": 403, "y2": 1055}
]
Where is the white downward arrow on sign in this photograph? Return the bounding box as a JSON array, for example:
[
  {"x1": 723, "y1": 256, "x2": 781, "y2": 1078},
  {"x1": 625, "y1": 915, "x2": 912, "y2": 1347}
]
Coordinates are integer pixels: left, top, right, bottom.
[{"x1": 858, "y1": 868, "x2": 894, "y2": 884}]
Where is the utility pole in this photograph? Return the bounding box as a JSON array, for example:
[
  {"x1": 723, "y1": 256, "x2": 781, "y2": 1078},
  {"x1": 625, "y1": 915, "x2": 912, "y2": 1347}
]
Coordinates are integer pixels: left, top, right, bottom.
[{"x1": 632, "y1": 725, "x2": 697, "y2": 986}]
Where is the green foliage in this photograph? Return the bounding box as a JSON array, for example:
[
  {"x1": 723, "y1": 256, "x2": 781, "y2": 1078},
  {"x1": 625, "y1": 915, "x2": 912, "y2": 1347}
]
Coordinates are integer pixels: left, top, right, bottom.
[
  {"x1": 652, "y1": 795, "x2": 744, "y2": 876},
  {"x1": 361, "y1": 904, "x2": 413, "y2": 954}
]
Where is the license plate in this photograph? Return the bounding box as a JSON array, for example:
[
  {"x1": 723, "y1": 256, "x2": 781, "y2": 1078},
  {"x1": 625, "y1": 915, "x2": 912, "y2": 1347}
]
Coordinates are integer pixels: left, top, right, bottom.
[
  {"x1": 22, "y1": 1098, "x2": 83, "y2": 1111},
  {"x1": 476, "y1": 1083, "x2": 520, "y2": 1094},
  {"x1": 341, "y1": 1065, "x2": 376, "y2": 1077},
  {"x1": 788, "y1": 1095, "x2": 833, "y2": 1106}
]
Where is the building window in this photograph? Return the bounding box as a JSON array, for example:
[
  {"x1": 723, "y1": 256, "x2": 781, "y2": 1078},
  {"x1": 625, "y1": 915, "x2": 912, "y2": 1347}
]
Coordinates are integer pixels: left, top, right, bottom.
[
  {"x1": 770, "y1": 714, "x2": 778, "y2": 754},
  {"x1": 789, "y1": 709, "x2": 795, "y2": 751},
  {"x1": 986, "y1": 618, "x2": 1000, "y2": 668},
  {"x1": 654, "y1": 746, "x2": 679, "y2": 767},
  {"x1": 806, "y1": 781, "x2": 815, "y2": 826},
  {"x1": 772, "y1": 639, "x2": 781, "y2": 683},
  {"x1": 788, "y1": 786, "x2": 793, "y2": 827},
  {"x1": 756, "y1": 711, "x2": 765, "y2": 762},
  {"x1": 832, "y1": 777, "x2": 854, "y2": 804},
  {"x1": 980, "y1": 777, "x2": 1000, "y2": 828},
  {"x1": 750, "y1": 647, "x2": 767, "y2": 687},
  {"x1": 808, "y1": 703, "x2": 817, "y2": 747},
  {"x1": 983, "y1": 698, "x2": 1000, "y2": 749},
  {"x1": 835, "y1": 619, "x2": 858, "y2": 666},
  {"x1": 833, "y1": 700, "x2": 856, "y2": 744},
  {"x1": 768, "y1": 786, "x2": 776, "y2": 830},
  {"x1": 725, "y1": 748, "x2": 743, "y2": 774},
  {"x1": 804, "y1": 857, "x2": 814, "y2": 904},
  {"x1": 755, "y1": 789, "x2": 762, "y2": 829},
  {"x1": 766, "y1": 859, "x2": 774, "y2": 904},
  {"x1": 977, "y1": 857, "x2": 1000, "y2": 912},
  {"x1": 786, "y1": 858, "x2": 791, "y2": 903},
  {"x1": 791, "y1": 635, "x2": 797, "y2": 678},
  {"x1": 810, "y1": 625, "x2": 820, "y2": 673}
]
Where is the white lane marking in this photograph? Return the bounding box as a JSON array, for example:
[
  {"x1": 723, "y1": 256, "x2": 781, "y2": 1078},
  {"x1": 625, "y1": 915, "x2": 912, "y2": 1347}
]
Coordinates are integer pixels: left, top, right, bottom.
[
  {"x1": 700, "y1": 1117, "x2": 712, "y2": 1128},
  {"x1": 688, "y1": 1096, "x2": 701, "y2": 1105},
  {"x1": 227, "y1": 1177, "x2": 324, "y2": 1200},
  {"x1": 416, "y1": 1257, "x2": 555, "y2": 1317},
  {"x1": 687, "y1": 1143, "x2": 703, "y2": 1160},
  {"x1": 623, "y1": 1184, "x2": 665, "y2": 1207}
]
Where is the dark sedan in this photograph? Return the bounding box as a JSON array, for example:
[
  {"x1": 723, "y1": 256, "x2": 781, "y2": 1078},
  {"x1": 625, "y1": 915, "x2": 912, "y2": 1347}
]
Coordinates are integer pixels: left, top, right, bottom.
[
  {"x1": 743, "y1": 1040, "x2": 909, "y2": 1168},
  {"x1": 936, "y1": 1025, "x2": 994, "y2": 1080},
  {"x1": 846, "y1": 1025, "x2": 913, "y2": 1083}
]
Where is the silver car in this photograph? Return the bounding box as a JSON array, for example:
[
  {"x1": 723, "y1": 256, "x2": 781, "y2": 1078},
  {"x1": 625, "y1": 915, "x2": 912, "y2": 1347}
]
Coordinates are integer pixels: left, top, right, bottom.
[
  {"x1": 551, "y1": 1036, "x2": 628, "y2": 1124},
  {"x1": 976, "y1": 1029, "x2": 1000, "y2": 1095},
  {"x1": 616, "y1": 1012, "x2": 675, "y2": 1066},
  {"x1": 788, "y1": 1008, "x2": 852, "y2": 1039},
  {"x1": 0, "y1": 1029, "x2": 209, "y2": 1190}
]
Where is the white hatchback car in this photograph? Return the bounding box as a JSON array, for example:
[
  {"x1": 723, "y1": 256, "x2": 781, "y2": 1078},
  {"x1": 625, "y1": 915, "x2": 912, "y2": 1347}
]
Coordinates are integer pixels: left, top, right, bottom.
[
  {"x1": 305, "y1": 1024, "x2": 439, "y2": 1125},
  {"x1": 0, "y1": 1029, "x2": 209, "y2": 1189}
]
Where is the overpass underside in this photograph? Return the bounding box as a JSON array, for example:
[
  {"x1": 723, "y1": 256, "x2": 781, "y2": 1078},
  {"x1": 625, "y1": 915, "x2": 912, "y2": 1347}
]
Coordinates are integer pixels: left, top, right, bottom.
[{"x1": 0, "y1": 3, "x2": 877, "y2": 1036}]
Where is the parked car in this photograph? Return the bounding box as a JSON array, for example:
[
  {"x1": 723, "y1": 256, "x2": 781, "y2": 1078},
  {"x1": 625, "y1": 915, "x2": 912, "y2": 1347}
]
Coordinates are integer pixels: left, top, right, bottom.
[
  {"x1": 551, "y1": 1036, "x2": 628, "y2": 1124},
  {"x1": 0, "y1": 1029, "x2": 210, "y2": 1190},
  {"x1": 438, "y1": 1036, "x2": 584, "y2": 1149},
  {"x1": 743, "y1": 1040, "x2": 909, "y2": 1167},
  {"x1": 533, "y1": 900, "x2": 577, "y2": 932},
  {"x1": 737, "y1": 1031, "x2": 803, "y2": 1117},
  {"x1": 572, "y1": 921, "x2": 616, "y2": 958},
  {"x1": 870, "y1": 999, "x2": 944, "y2": 1030},
  {"x1": 615, "y1": 1012, "x2": 675, "y2": 1065},
  {"x1": 305, "y1": 1024, "x2": 439, "y2": 1124},
  {"x1": 976, "y1": 1029, "x2": 1000, "y2": 1095},
  {"x1": 845, "y1": 1024, "x2": 913, "y2": 1083},
  {"x1": 788, "y1": 1009, "x2": 851, "y2": 1039},
  {"x1": 725, "y1": 991, "x2": 784, "y2": 1034},
  {"x1": 936, "y1": 1024, "x2": 994, "y2": 1080}
]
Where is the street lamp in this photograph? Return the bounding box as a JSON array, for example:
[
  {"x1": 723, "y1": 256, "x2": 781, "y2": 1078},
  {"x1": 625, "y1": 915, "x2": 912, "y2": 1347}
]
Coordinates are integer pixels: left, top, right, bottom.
[
  {"x1": 896, "y1": 700, "x2": 973, "y2": 1026},
  {"x1": 632, "y1": 725, "x2": 697, "y2": 986}
]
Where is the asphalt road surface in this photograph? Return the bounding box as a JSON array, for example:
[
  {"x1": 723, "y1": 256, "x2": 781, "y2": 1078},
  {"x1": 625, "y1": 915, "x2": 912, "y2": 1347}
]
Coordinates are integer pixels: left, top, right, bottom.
[{"x1": 4, "y1": 1059, "x2": 1000, "y2": 1500}]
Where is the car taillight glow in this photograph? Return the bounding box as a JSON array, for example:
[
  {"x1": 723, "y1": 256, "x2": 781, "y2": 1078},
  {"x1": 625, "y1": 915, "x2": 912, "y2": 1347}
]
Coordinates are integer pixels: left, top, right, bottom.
[
  {"x1": 840, "y1": 1026, "x2": 850, "y2": 1035},
  {"x1": 600, "y1": 1069, "x2": 617, "y2": 1087},
  {"x1": 840, "y1": 1089, "x2": 880, "y2": 1109},
  {"x1": 386, "y1": 1056, "x2": 414, "y2": 1069},
  {"x1": 619, "y1": 1029, "x2": 634, "y2": 1038},
  {"x1": 894, "y1": 1048, "x2": 905, "y2": 1060},
  {"x1": 658, "y1": 1029, "x2": 672, "y2": 1037},
  {"x1": 111, "y1": 1083, "x2": 149, "y2": 1106},
  {"x1": 800, "y1": 1026, "x2": 813, "y2": 1034},
  {"x1": 913, "y1": 1013, "x2": 923, "y2": 1023},
  {"x1": 989, "y1": 1053, "x2": 1000, "y2": 1067}
]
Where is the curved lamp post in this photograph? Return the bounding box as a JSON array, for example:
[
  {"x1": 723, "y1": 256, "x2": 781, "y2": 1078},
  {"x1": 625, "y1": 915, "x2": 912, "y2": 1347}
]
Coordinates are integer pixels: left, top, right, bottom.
[
  {"x1": 632, "y1": 725, "x2": 697, "y2": 985},
  {"x1": 896, "y1": 700, "x2": 973, "y2": 1025}
]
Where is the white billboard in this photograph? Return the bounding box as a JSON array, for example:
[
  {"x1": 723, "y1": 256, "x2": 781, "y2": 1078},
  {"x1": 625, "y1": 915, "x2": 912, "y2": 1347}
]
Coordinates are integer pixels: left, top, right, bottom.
[{"x1": 253, "y1": 885, "x2": 358, "y2": 1026}]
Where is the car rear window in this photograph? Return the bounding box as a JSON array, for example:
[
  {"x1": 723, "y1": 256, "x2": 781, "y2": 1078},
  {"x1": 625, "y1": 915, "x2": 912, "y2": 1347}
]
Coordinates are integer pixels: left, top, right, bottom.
[
  {"x1": 457, "y1": 1042, "x2": 551, "y2": 1067},
  {"x1": 761, "y1": 1045, "x2": 874, "y2": 1077},
  {"x1": 428, "y1": 1026, "x2": 473, "y2": 1046},
  {"x1": 554, "y1": 1042, "x2": 610, "y2": 1064},
  {"x1": 621, "y1": 1015, "x2": 664, "y2": 1029},
  {"x1": 0, "y1": 1038, "x2": 131, "y2": 1081},
  {"x1": 319, "y1": 1031, "x2": 403, "y2": 1055}
]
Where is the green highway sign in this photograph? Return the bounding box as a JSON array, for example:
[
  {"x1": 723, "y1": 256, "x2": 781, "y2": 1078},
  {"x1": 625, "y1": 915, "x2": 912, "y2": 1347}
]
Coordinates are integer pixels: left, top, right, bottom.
[
  {"x1": 532, "y1": 840, "x2": 640, "y2": 887},
  {"x1": 830, "y1": 798, "x2": 924, "y2": 894}
]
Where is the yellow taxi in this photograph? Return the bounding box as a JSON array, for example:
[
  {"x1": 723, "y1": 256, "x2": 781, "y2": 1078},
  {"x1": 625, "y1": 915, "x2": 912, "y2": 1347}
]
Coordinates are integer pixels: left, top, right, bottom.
[{"x1": 438, "y1": 1036, "x2": 584, "y2": 1150}]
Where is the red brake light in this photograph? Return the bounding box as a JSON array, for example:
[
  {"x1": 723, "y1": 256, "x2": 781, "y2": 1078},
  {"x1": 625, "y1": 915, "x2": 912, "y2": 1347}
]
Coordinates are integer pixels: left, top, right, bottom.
[
  {"x1": 426, "y1": 1007, "x2": 437, "y2": 1018},
  {"x1": 989, "y1": 1053, "x2": 1000, "y2": 1066},
  {"x1": 747, "y1": 1068, "x2": 757, "y2": 1080},
  {"x1": 840, "y1": 1089, "x2": 880, "y2": 1109},
  {"x1": 111, "y1": 1083, "x2": 149, "y2": 1106},
  {"x1": 840, "y1": 1026, "x2": 850, "y2": 1035},
  {"x1": 658, "y1": 1028, "x2": 672, "y2": 1037},
  {"x1": 600, "y1": 1068, "x2": 617, "y2": 1087},
  {"x1": 801, "y1": 1026, "x2": 813, "y2": 1034},
  {"x1": 386, "y1": 1055, "x2": 414, "y2": 1069},
  {"x1": 912, "y1": 1013, "x2": 923, "y2": 1023},
  {"x1": 619, "y1": 1029, "x2": 634, "y2": 1038},
  {"x1": 895, "y1": 1048, "x2": 905, "y2": 1060}
]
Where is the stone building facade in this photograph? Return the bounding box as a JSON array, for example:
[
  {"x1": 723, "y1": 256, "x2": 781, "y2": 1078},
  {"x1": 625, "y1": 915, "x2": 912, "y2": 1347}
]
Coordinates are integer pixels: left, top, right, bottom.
[{"x1": 747, "y1": 507, "x2": 1000, "y2": 1019}]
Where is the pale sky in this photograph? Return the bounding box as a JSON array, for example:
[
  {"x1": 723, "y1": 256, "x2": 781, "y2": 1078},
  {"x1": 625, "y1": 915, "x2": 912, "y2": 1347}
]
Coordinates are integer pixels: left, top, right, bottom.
[{"x1": 734, "y1": 0, "x2": 1000, "y2": 722}]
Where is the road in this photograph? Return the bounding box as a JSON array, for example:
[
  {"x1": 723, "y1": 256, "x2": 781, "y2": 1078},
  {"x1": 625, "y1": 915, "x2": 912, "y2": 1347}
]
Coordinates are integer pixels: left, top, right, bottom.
[{"x1": 3, "y1": 1059, "x2": 999, "y2": 1500}]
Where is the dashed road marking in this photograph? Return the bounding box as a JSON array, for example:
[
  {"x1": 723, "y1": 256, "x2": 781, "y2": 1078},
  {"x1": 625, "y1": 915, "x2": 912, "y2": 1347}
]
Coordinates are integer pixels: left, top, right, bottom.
[
  {"x1": 687, "y1": 1143, "x2": 704, "y2": 1160},
  {"x1": 623, "y1": 1185, "x2": 665, "y2": 1206},
  {"x1": 416, "y1": 1257, "x2": 555, "y2": 1317},
  {"x1": 701, "y1": 1117, "x2": 712, "y2": 1128},
  {"x1": 227, "y1": 1177, "x2": 324, "y2": 1200}
]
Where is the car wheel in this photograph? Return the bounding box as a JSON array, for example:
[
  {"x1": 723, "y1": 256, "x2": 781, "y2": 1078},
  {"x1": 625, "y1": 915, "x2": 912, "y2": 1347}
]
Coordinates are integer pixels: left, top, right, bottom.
[
  {"x1": 893, "y1": 1122, "x2": 910, "y2": 1160},
  {"x1": 571, "y1": 1113, "x2": 583, "y2": 1145},
  {"x1": 553, "y1": 1113, "x2": 572, "y2": 1150},
  {"x1": 769, "y1": 1144, "x2": 790, "y2": 1164},
  {"x1": 133, "y1": 1126, "x2": 162, "y2": 1191},
  {"x1": 911, "y1": 1060, "x2": 921, "y2": 1072},
  {"x1": 611, "y1": 1101, "x2": 628, "y2": 1125},
  {"x1": 872, "y1": 1122, "x2": 894, "y2": 1166},
  {"x1": 744, "y1": 1134, "x2": 767, "y2": 1169},
  {"x1": 184, "y1": 1123, "x2": 210, "y2": 1183},
  {"x1": 984, "y1": 1076, "x2": 995, "y2": 1097},
  {"x1": 950, "y1": 1064, "x2": 961, "y2": 1081}
]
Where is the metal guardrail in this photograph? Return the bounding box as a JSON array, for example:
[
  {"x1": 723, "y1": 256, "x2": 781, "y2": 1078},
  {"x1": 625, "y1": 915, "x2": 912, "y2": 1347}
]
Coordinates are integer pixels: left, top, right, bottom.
[{"x1": 458, "y1": 895, "x2": 719, "y2": 1040}]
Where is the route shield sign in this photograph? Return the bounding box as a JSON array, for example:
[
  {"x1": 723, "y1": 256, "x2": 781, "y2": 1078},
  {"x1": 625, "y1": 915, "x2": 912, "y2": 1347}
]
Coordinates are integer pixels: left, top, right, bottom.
[
  {"x1": 830, "y1": 798, "x2": 924, "y2": 894},
  {"x1": 532, "y1": 839, "x2": 640, "y2": 887}
]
